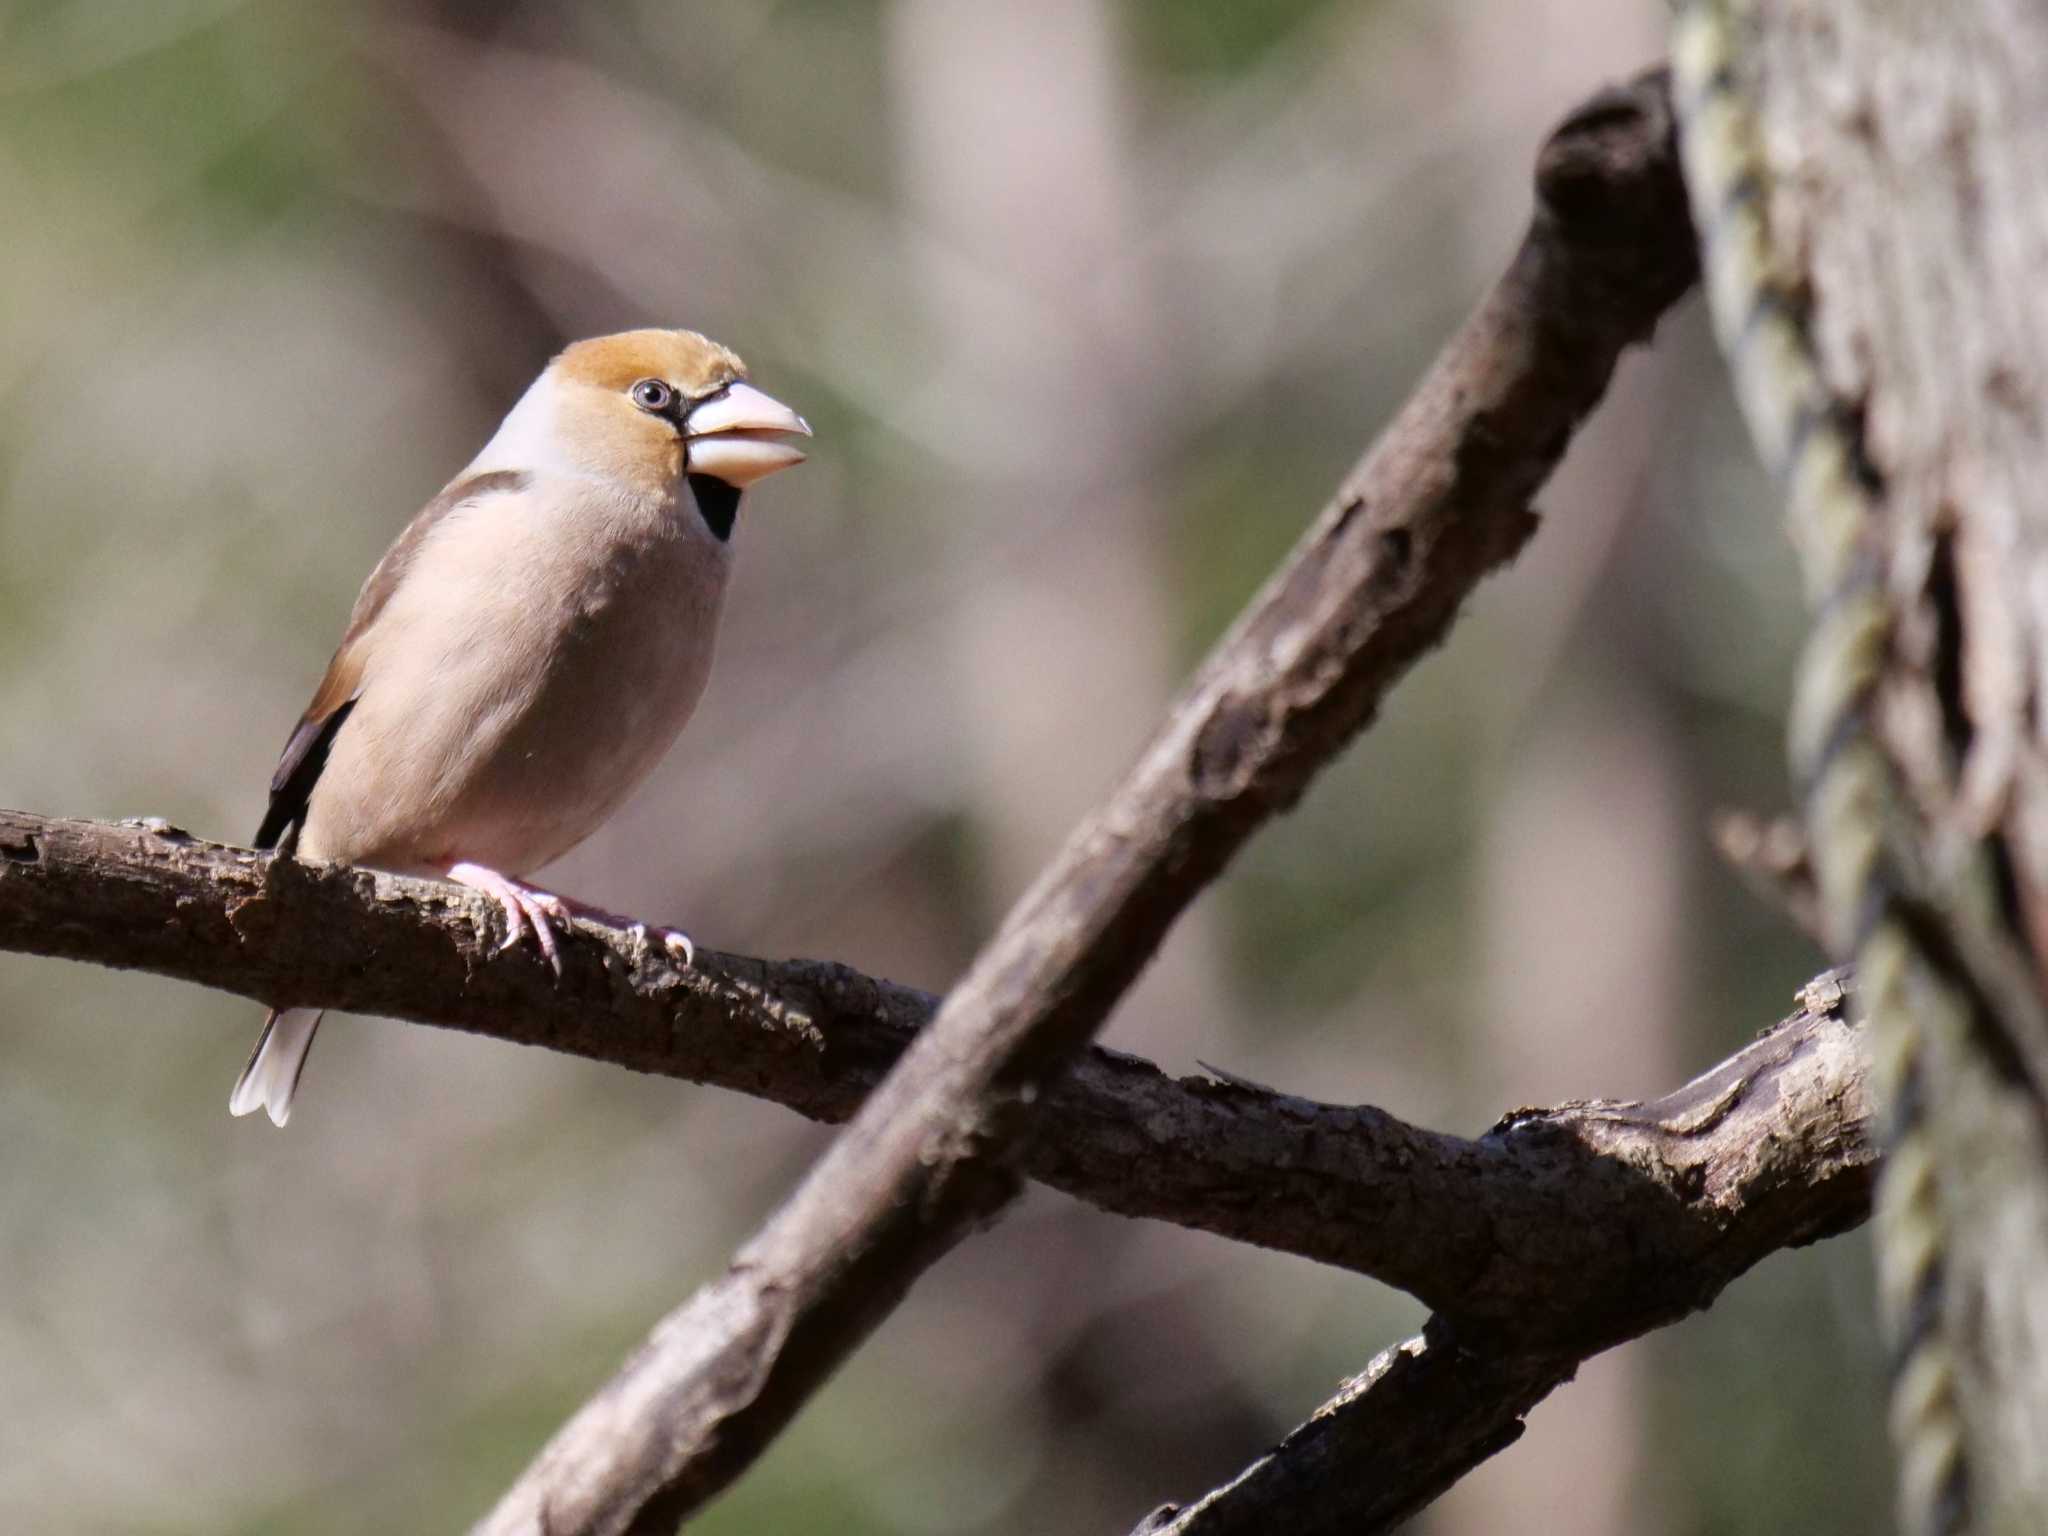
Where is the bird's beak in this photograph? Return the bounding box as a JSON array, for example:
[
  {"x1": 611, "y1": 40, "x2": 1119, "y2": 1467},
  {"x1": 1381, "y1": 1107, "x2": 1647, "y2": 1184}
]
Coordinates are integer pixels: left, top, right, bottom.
[{"x1": 685, "y1": 381, "x2": 812, "y2": 487}]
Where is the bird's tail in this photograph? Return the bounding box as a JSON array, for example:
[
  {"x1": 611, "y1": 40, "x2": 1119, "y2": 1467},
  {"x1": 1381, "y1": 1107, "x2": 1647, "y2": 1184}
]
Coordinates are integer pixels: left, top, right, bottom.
[{"x1": 228, "y1": 1008, "x2": 323, "y2": 1127}]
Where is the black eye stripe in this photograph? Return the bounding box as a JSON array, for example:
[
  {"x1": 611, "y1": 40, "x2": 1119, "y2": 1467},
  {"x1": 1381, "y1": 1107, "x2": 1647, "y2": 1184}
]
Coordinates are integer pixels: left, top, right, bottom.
[{"x1": 633, "y1": 378, "x2": 737, "y2": 428}]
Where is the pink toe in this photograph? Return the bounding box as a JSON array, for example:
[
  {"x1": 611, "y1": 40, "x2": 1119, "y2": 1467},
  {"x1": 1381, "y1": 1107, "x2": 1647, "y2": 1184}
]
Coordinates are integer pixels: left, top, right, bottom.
[{"x1": 524, "y1": 900, "x2": 563, "y2": 976}]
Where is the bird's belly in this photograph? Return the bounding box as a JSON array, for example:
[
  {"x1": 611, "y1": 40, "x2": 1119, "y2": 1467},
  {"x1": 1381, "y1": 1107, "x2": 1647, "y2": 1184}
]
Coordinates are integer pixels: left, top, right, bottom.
[
  {"x1": 438, "y1": 569, "x2": 724, "y2": 873},
  {"x1": 307, "y1": 516, "x2": 728, "y2": 879}
]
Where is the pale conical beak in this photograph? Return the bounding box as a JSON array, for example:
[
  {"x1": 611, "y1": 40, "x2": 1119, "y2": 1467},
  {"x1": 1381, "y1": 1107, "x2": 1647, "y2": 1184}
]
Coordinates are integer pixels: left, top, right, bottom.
[{"x1": 685, "y1": 381, "x2": 811, "y2": 488}]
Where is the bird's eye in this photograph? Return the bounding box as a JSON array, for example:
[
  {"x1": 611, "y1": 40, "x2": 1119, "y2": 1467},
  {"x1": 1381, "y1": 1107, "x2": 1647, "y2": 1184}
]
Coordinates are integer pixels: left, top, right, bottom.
[{"x1": 631, "y1": 378, "x2": 675, "y2": 412}]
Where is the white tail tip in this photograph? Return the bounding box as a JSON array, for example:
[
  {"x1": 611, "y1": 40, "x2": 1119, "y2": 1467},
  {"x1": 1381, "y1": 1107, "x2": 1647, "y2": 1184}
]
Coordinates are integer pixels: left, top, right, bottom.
[{"x1": 229, "y1": 1008, "x2": 322, "y2": 1127}]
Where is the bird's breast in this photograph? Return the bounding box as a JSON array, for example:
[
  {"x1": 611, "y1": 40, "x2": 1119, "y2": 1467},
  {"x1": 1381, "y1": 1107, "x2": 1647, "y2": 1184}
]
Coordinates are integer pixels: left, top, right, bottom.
[
  {"x1": 465, "y1": 486, "x2": 732, "y2": 856},
  {"x1": 307, "y1": 477, "x2": 734, "y2": 875}
]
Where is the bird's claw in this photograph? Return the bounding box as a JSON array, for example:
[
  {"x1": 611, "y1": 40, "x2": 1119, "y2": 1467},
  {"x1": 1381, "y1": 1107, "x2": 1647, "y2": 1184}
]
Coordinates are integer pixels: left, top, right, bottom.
[
  {"x1": 627, "y1": 921, "x2": 695, "y2": 968},
  {"x1": 503, "y1": 889, "x2": 565, "y2": 976},
  {"x1": 448, "y1": 862, "x2": 565, "y2": 977}
]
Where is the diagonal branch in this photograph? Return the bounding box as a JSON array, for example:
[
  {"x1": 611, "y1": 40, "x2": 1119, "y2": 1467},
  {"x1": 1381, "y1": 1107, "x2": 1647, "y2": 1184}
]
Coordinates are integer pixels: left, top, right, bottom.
[
  {"x1": 0, "y1": 65, "x2": 1713, "y2": 1536},
  {"x1": 463, "y1": 67, "x2": 1702, "y2": 1535}
]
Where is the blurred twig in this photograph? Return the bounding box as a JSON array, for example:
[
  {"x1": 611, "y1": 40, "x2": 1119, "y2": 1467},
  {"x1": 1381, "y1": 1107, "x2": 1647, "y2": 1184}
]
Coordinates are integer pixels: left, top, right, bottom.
[
  {"x1": 466, "y1": 66, "x2": 1701, "y2": 1535},
  {"x1": 1711, "y1": 807, "x2": 1824, "y2": 946}
]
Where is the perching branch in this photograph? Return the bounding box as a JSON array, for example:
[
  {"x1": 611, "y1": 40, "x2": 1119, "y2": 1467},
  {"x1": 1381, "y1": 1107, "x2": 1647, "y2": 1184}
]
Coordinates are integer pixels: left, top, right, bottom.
[
  {"x1": 467, "y1": 67, "x2": 1702, "y2": 1535},
  {"x1": 0, "y1": 811, "x2": 1872, "y2": 1344}
]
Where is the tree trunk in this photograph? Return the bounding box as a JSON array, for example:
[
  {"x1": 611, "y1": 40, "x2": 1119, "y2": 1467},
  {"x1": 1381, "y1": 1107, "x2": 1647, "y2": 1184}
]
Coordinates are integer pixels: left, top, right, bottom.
[{"x1": 1738, "y1": 1, "x2": 2048, "y2": 1522}]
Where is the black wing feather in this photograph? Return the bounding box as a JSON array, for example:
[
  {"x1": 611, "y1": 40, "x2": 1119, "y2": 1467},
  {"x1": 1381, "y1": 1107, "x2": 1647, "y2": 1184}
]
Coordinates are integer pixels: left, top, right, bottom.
[{"x1": 255, "y1": 698, "x2": 357, "y2": 849}]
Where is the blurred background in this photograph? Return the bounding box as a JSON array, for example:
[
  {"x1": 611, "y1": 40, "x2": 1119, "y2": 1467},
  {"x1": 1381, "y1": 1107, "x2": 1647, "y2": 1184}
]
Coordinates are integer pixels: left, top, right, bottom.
[{"x1": 0, "y1": 1, "x2": 1889, "y2": 1531}]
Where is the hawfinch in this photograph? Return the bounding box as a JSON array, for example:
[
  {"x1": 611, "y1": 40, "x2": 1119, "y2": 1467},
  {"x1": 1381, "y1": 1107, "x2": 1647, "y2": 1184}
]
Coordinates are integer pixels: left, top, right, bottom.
[{"x1": 229, "y1": 329, "x2": 810, "y2": 1126}]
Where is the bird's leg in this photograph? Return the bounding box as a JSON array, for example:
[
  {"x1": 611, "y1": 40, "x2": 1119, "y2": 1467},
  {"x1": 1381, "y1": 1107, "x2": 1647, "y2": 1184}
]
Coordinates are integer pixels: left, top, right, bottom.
[{"x1": 445, "y1": 862, "x2": 564, "y2": 976}]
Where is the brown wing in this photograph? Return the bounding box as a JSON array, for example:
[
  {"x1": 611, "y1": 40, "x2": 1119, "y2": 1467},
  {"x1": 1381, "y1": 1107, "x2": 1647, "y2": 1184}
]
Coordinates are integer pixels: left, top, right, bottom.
[{"x1": 253, "y1": 469, "x2": 529, "y2": 848}]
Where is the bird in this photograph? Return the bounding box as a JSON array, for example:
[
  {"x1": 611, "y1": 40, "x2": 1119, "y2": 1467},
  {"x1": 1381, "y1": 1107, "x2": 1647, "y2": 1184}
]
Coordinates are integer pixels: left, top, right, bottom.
[{"x1": 229, "y1": 328, "x2": 810, "y2": 1127}]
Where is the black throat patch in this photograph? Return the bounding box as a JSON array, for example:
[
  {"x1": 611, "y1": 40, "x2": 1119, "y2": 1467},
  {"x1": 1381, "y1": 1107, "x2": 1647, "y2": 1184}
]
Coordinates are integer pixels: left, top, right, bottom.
[{"x1": 687, "y1": 474, "x2": 742, "y2": 542}]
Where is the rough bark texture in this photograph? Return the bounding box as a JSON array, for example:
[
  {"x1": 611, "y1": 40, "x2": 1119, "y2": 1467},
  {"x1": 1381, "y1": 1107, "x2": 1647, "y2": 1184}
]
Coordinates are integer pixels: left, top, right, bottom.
[
  {"x1": 464, "y1": 67, "x2": 1701, "y2": 1535},
  {"x1": 1755, "y1": 4, "x2": 2048, "y2": 1521}
]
